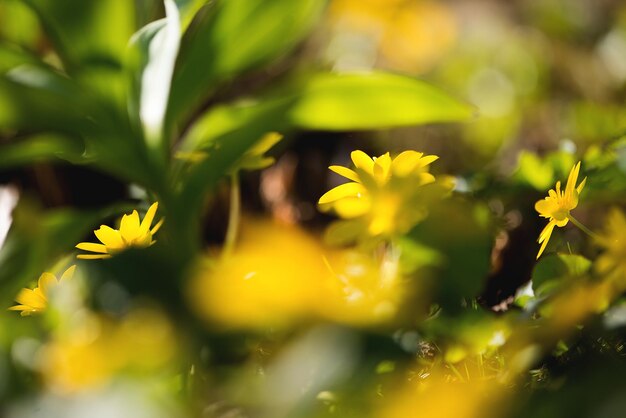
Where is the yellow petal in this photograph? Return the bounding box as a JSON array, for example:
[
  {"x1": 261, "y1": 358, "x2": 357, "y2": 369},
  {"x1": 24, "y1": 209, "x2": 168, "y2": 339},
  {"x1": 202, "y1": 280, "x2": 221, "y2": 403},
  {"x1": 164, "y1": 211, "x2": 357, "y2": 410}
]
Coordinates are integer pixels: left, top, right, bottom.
[
  {"x1": 150, "y1": 218, "x2": 164, "y2": 235},
  {"x1": 14, "y1": 288, "x2": 46, "y2": 309},
  {"x1": 415, "y1": 154, "x2": 439, "y2": 168},
  {"x1": 38, "y1": 272, "x2": 58, "y2": 296},
  {"x1": 538, "y1": 220, "x2": 556, "y2": 243},
  {"x1": 350, "y1": 150, "x2": 374, "y2": 175},
  {"x1": 60, "y1": 265, "x2": 76, "y2": 281},
  {"x1": 333, "y1": 197, "x2": 371, "y2": 218},
  {"x1": 329, "y1": 166, "x2": 360, "y2": 182},
  {"x1": 77, "y1": 254, "x2": 112, "y2": 260},
  {"x1": 418, "y1": 172, "x2": 436, "y2": 185},
  {"x1": 537, "y1": 221, "x2": 556, "y2": 259},
  {"x1": 535, "y1": 199, "x2": 555, "y2": 217},
  {"x1": 139, "y1": 202, "x2": 159, "y2": 236},
  {"x1": 249, "y1": 132, "x2": 283, "y2": 155},
  {"x1": 120, "y1": 210, "x2": 141, "y2": 241},
  {"x1": 554, "y1": 217, "x2": 569, "y2": 227},
  {"x1": 391, "y1": 151, "x2": 423, "y2": 176},
  {"x1": 8, "y1": 305, "x2": 34, "y2": 311},
  {"x1": 318, "y1": 183, "x2": 367, "y2": 205},
  {"x1": 76, "y1": 242, "x2": 109, "y2": 254},
  {"x1": 373, "y1": 153, "x2": 392, "y2": 182},
  {"x1": 577, "y1": 177, "x2": 587, "y2": 194},
  {"x1": 94, "y1": 225, "x2": 125, "y2": 249},
  {"x1": 565, "y1": 161, "x2": 580, "y2": 198}
]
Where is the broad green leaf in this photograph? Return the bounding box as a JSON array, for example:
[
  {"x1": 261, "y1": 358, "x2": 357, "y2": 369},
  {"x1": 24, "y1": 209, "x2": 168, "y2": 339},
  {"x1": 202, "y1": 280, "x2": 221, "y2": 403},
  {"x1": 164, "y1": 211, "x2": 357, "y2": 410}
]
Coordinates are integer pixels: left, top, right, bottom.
[
  {"x1": 0, "y1": 70, "x2": 93, "y2": 133},
  {"x1": 167, "y1": 0, "x2": 325, "y2": 126},
  {"x1": 0, "y1": 66, "x2": 159, "y2": 187},
  {"x1": 172, "y1": 100, "x2": 289, "y2": 245},
  {"x1": 0, "y1": 134, "x2": 84, "y2": 168},
  {"x1": 531, "y1": 253, "x2": 591, "y2": 298},
  {"x1": 179, "y1": 72, "x2": 473, "y2": 153},
  {"x1": 175, "y1": 0, "x2": 207, "y2": 30},
  {"x1": 285, "y1": 72, "x2": 474, "y2": 130},
  {"x1": 0, "y1": 43, "x2": 42, "y2": 74},
  {"x1": 178, "y1": 98, "x2": 291, "y2": 152},
  {"x1": 514, "y1": 151, "x2": 554, "y2": 190},
  {"x1": 22, "y1": 0, "x2": 136, "y2": 108},
  {"x1": 0, "y1": 0, "x2": 42, "y2": 49},
  {"x1": 131, "y1": 0, "x2": 181, "y2": 150},
  {"x1": 22, "y1": 0, "x2": 135, "y2": 70}
]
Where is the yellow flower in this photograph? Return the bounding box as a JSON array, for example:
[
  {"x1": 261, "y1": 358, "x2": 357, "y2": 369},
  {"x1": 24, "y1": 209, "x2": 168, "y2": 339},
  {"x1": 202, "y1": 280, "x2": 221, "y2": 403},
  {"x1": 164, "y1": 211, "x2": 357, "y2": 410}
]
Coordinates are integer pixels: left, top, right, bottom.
[
  {"x1": 76, "y1": 202, "x2": 163, "y2": 259},
  {"x1": 188, "y1": 219, "x2": 328, "y2": 329},
  {"x1": 9, "y1": 265, "x2": 76, "y2": 316},
  {"x1": 534, "y1": 161, "x2": 586, "y2": 259},
  {"x1": 318, "y1": 150, "x2": 451, "y2": 240},
  {"x1": 40, "y1": 309, "x2": 176, "y2": 393},
  {"x1": 235, "y1": 132, "x2": 283, "y2": 171},
  {"x1": 595, "y1": 208, "x2": 626, "y2": 284}
]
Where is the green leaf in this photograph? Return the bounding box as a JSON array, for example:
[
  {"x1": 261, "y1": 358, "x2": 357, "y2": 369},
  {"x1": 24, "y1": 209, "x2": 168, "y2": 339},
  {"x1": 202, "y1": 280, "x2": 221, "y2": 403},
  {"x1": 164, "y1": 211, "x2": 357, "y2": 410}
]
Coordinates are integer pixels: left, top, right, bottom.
[
  {"x1": 167, "y1": 0, "x2": 326, "y2": 125},
  {"x1": 22, "y1": 0, "x2": 135, "y2": 70},
  {"x1": 175, "y1": 0, "x2": 207, "y2": 30},
  {"x1": 0, "y1": 134, "x2": 85, "y2": 169},
  {"x1": 179, "y1": 72, "x2": 473, "y2": 153},
  {"x1": 285, "y1": 72, "x2": 475, "y2": 130},
  {"x1": 514, "y1": 151, "x2": 554, "y2": 190},
  {"x1": 531, "y1": 253, "x2": 591, "y2": 298},
  {"x1": 21, "y1": 0, "x2": 136, "y2": 108},
  {"x1": 172, "y1": 99, "x2": 290, "y2": 247},
  {"x1": 0, "y1": 70, "x2": 93, "y2": 133},
  {"x1": 130, "y1": 0, "x2": 181, "y2": 150},
  {"x1": 0, "y1": 43, "x2": 42, "y2": 74},
  {"x1": 407, "y1": 200, "x2": 493, "y2": 312},
  {"x1": 177, "y1": 98, "x2": 287, "y2": 153},
  {"x1": 0, "y1": 0, "x2": 43, "y2": 50}
]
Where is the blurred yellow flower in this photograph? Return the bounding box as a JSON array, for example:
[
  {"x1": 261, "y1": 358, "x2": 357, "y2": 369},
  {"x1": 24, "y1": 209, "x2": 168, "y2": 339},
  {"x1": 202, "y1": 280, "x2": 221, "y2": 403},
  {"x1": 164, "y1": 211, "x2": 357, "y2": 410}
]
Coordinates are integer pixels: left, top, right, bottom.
[
  {"x1": 379, "y1": 366, "x2": 507, "y2": 418},
  {"x1": 40, "y1": 309, "x2": 176, "y2": 394},
  {"x1": 320, "y1": 249, "x2": 405, "y2": 326},
  {"x1": 9, "y1": 265, "x2": 76, "y2": 316},
  {"x1": 319, "y1": 150, "x2": 452, "y2": 241},
  {"x1": 76, "y1": 202, "x2": 163, "y2": 259},
  {"x1": 535, "y1": 162, "x2": 586, "y2": 259},
  {"x1": 329, "y1": 0, "x2": 457, "y2": 74},
  {"x1": 188, "y1": 219, "x2": 410, "y2": 329},
  {"x1": 595, "y1": 208, "x2": 626, "y2": 284},
  {"x1": 188, "y1": 220, "x2": 327, "y2": 329}
]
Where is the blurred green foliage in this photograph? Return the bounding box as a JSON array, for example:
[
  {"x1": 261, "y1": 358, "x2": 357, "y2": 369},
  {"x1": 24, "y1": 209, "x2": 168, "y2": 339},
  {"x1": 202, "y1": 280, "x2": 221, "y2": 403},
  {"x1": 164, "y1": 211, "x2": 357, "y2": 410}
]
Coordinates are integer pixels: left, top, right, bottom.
[{"x1": 2, "y1": 0, "x2": 626, "y2": 417}]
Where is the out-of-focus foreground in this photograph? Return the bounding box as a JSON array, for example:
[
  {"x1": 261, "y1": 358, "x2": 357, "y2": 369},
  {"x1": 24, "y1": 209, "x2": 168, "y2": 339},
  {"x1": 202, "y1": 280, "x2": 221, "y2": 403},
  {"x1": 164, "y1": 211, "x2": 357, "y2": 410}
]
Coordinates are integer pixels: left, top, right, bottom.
[{"x1": 2, "y1": 1, "x2": 626, "y2": 417}]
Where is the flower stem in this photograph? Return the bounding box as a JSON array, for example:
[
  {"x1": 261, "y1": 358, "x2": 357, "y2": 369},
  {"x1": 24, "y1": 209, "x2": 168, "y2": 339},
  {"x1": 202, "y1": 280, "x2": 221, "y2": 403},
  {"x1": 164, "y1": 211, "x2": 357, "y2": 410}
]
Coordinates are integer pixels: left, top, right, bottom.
[
  {"x1": 224, "y1": 172, "x2": 241, "y2": 255},
  {"x1": 568, "y1": 215, "x2": 600, "y2": 241}
]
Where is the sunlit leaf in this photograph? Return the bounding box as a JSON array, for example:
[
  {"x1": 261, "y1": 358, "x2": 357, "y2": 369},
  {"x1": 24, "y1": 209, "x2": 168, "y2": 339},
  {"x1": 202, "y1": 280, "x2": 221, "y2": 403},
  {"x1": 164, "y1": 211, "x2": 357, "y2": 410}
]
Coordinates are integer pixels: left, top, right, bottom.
[
  {"x1": 22, "y1": 0, "x2": 135, "y2": 70},
  {"x1": 131, "y1": 0, "x2": 181, "y2": 150},
  {"x1": 531, "y1": 253, "x2": 591, "y2": 297},
  {"x1": 0, "y1": 134, "x2": 85, "y2": 168},
  {"x1": 174, "y1": 0, "x2": 207, "y2": 30},
  {"x1": 179, "y1": 71, "x2": 473, "y2": 153},
  {"x1": 167, "y1": 0, "x2": 326, "y2": 126},
  {"x1": 286, "y1": 72, "x2": 474, "y2": 130}
]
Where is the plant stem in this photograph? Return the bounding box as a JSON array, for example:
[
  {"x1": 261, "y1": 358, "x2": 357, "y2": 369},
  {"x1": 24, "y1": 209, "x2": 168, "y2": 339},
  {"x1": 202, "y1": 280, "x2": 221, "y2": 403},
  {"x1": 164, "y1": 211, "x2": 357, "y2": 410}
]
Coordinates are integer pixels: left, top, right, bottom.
[
  {"x1": 224, "y1": 172, "x2": 241, "y2": 255},
  {"x1": 568, "y1": 214, "x2": 600, "y2": 241},
  {"x1": 447, "y1": 363, "x2": 466, "y2": 382}
]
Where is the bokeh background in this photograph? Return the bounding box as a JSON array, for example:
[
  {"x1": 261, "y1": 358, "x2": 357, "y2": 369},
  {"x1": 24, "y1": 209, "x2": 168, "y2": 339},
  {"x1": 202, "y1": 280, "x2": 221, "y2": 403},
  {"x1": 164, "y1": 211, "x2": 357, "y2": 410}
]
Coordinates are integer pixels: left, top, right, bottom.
[{"x1": 2, "y1": 0, "x2": 626, "y2": 417}]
